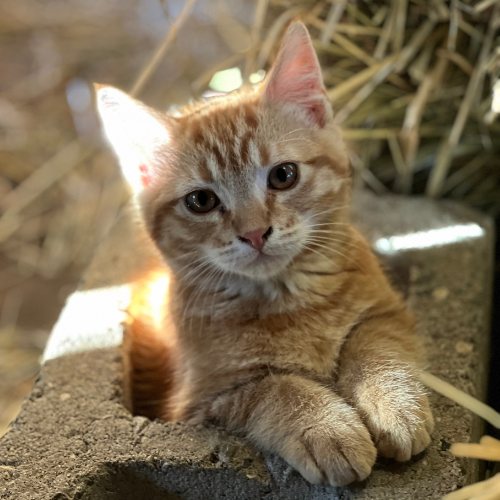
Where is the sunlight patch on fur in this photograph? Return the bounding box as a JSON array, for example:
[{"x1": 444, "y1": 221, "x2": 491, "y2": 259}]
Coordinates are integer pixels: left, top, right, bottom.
[{"x1": 129, "y1": 270, "x2": 170, "y2": 330}]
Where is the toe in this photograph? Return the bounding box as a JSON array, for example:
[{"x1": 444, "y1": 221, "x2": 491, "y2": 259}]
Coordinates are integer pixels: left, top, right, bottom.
[
  {"x1": 394, "y1": 443, "x2": 412, "y2": 462},
  {"x1": 411, "y1": 428, "x2": 431, "y2": 456},
  {"x1": 377, "y1": 433, "x2": 396, "y2": 459}
]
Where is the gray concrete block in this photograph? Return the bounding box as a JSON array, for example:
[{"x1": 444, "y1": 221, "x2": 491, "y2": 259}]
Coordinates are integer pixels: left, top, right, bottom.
[{"x1": 0, "y1": 191, "x2": 494, "y2": 499}]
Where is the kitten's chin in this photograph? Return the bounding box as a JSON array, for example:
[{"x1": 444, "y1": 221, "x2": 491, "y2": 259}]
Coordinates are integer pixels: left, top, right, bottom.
[{"x1": 230, "y1": 253, "x2": 293, "y2": 280}]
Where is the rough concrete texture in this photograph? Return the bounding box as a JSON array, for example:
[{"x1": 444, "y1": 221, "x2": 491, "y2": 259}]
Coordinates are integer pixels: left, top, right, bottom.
[{"x1": 0, "y1": 191, "x2": 494, "y2": 500}]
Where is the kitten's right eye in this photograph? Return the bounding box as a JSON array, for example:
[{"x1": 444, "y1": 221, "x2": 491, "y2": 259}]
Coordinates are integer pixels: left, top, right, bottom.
[{"x1": 185, "y1": 190, "x2": 220, "y2": 214}]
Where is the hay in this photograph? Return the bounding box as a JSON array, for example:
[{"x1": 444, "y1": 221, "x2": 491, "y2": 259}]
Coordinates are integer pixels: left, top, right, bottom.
[
  {"x1": 302, "y1": 0, "x2": 499, "y2": 205},
  {"x1": 420, "y1": 373, "x2": 500, "y2": 499},
  {"x1": 420, "y1": 371, "x2": 500, "y2": 429},
  {"x1": 441, "y1": 436, "x2": 500, "y2": 499}
]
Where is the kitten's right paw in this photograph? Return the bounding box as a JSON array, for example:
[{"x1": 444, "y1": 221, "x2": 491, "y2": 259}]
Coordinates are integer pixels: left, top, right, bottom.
[{"x1": 284, "y1": 416, "x2": 377, "y2": 486}]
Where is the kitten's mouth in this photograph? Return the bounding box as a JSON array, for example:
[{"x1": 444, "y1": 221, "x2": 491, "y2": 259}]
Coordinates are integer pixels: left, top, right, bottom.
[
  {"x1": 222, "y1": 248, "x2": 293, "y2": 279},
  {"x1": 251, "y1": 250, "x2": 272, "y2": 261},
  {"x1": 247, "y1": 250, "x2": 288, "y2": 270}
]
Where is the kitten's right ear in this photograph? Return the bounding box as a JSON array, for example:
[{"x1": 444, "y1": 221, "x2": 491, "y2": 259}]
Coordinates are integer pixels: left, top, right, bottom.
[
  {"x1": 95, "y1": 85, "x2": 171, "y2": 192},
  {"x1": 262, "y1": 22, "x2": 332, "y2": 127}
]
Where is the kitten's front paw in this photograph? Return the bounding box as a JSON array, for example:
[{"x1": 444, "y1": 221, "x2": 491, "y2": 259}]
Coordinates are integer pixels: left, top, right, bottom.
[
  {"x1": 357, "y1": 384, "x2": 434, "y2": 462},
  {"x1": 284, "y1": 414, "x2": 377, "y2": 486}
]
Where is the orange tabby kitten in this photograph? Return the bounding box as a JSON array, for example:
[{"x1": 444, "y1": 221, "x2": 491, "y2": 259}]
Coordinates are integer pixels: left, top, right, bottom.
[{"x1": 96, "y1": 22, "x2": 433, "y2": 486}]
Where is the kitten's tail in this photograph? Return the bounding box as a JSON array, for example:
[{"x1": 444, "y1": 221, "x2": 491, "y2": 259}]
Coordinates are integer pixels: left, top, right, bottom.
[{"x1": 123, "y1": 270, "x2": 175, "y2": 421}]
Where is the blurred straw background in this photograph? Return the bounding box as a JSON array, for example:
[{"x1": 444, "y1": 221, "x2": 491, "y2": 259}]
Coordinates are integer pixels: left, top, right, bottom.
[{"x1": 0, "y1": 0, "x2": 499, "y2": 437}]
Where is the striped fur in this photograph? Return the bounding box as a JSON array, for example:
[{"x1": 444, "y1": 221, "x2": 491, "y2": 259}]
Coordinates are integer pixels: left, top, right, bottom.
[{"x1": 97, "y1": 22, "x2": 433, "y2": 487}]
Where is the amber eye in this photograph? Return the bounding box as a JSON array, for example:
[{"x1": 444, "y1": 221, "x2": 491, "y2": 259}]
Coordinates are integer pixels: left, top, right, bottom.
[
  {"x1": 268, "y1": 162, "x2": 298, "y2": 190},
  {"x1": 185, "y1": 190, "x2": 220, "y2": 213}
]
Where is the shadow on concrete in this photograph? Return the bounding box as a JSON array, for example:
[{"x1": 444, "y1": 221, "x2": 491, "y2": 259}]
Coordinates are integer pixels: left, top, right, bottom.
[{"x1": 76, "y1": 462, "x2": 184, "y2": 500}]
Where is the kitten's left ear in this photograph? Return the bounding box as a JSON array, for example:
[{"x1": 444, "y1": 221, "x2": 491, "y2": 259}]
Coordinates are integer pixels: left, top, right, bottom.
[
  {"x1": 95, "y1": 85, "x2": 171, "y2": 192},
  {"x1": 262, "y1": 22, "x2": 332, "y2": 127}
]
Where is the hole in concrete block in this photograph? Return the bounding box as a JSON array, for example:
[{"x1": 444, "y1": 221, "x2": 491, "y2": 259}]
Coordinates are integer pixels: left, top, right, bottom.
[
  {"x1": 76, "y1": 463, "x2": 184, "y2": 500},
  {"x1": 76, "y1": 460, "x2": 271, "y2": 500}
]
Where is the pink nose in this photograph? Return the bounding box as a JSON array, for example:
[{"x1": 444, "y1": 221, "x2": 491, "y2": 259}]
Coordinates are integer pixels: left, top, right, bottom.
[{"x1": 239, "y1": 227, "x2": 272, "y2": 251}]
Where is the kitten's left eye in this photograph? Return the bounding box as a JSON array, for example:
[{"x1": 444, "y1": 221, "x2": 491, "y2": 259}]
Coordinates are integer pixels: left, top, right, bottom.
[
  {"x1": 268, "y1": 162, "x2": 298, "y2": 190},
  {"x1": 185, "y1": 190, "x2": 220, "y2": 213}
]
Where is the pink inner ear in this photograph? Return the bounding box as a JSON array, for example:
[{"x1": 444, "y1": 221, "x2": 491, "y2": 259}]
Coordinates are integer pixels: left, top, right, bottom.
[
  {"x1": 266, "y1": 48, "x2": 322, "y2": 99},
  {"x1": 264, "y1": 24, "x2": 329, "y2": 127},
  {"x1": 139, "y1": 164, "x2": 152, "y2": 188}
]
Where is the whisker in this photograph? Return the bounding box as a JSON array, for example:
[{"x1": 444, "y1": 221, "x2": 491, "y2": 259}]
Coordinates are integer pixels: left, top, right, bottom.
[
  {"x1": 295, "y1": 269, "x2": 348, "y2": 276},
  {"x1": 308, "y1": 229, "x2": 349, "y2": 236},
  {"x1": 167, "y1": 250, "x2": 198, "y2": 263},
  {"x1": 277, "y1": 219, "x2": 350, "y2": 245},
  {"x1": 305, "y1": 222, "x2": 350, "y2": 228},
  {"x1": 276, "y1": 137, "x2": 317, "y2": 147},
  {"x1": 188, "y1": 266, "x2": 221, "y2": 336},
  {"x1": 306, "y1": 235, "x2": 373, "y2": 256},
  {"x1": 304, "y1": 240, "x2": 351, "y2": 262},
  {"x1": 180, "y1": 262, "x2": 211, "y2": 328},
  {"x1": 173, "y1": 254, "x2": 210, "y2": 278},
  {"x1": 303, "y1": 236, "x2": 362, "y2": 268},
  {"x1": 177, "y1": 272, "x2": 216, "y2": 335},
  {"x1": 177, "y1": 258, "x2": 212, "y2": 287},
  {"x1": 279, "y1": 225, "x2": 348, "y2": 240},
  {"x1": 277, "y1": 127, "x2": 311, "y2": 141},
  {"x1": 178, "y1": 262, "x2": 214, "y2": 315},
  {"x1": 301, "y1": 244, "x2": 343, "y2": 269},
  {"x1": 182, "y1": 268, "x2": 215, "y2": 336},
  {"x1": 197, "y1": 268, "x2": 220, "y2": 339},
  {"x1": 196, "y1": 268, "x2": 228, "y2": 336},
  {"x1": 204, "y1": 269, "x2": 227, "y2": 338},
  {"x1": 306, "y1": 204, "x2": 351, "y2": 220}
]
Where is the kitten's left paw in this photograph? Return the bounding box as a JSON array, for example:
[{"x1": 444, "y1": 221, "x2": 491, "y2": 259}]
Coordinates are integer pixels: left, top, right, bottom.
[{"x1": 356, "y1": 385, "x2": 434, "y2": 462}]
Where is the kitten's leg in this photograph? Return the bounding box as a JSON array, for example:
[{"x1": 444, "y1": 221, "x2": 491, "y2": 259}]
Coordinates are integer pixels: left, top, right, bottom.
[
  {"x1": 336, "y1": 315, "x2": 434, "y2": 462},
  {"x1": 197, "y1": 374, "x2": 377, "y2": 486}
]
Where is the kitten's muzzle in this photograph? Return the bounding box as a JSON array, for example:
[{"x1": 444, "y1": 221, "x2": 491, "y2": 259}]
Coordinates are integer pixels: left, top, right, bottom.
[{"x1": 238, "y1": 227, "x2": 273, "y2": 252}]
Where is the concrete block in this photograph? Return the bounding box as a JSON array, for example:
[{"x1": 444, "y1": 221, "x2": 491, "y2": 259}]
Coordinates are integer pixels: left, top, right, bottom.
[{"x1": 0, "y1": 191, "x2": 494, "y2": 499}]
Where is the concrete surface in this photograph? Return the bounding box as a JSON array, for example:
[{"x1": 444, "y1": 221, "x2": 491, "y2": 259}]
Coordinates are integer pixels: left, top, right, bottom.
[{"x1": 0, "y1": 191, "x2": 494, "y2": 499}]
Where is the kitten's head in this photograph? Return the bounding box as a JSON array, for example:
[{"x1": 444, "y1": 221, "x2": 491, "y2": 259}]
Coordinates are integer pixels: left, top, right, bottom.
[{"x1": 96, "y1": 23, "x2": 351, "y2": 282}]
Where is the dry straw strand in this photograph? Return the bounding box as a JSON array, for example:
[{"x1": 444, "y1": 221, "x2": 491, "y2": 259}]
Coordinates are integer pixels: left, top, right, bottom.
[
  {"x1": 443, "y1": 473, "x2": 500, "y2": 500},
  {"x1": 129, "y1": 0, "x2": 198, "y2": 97},
  {"x1": 450, "y1": 443, "x2": 500, "y2": 461},
  {"x1": 244, "y1": 0, "x2": 270, "y2": 80},
  {"x1": 320, "y1": 0, "x2": 347, "y2": 45},
  {"x1": 420, "y1": 371, "x2": 500, "y2": 429},
  {"x1": 427, "y1": 4, "x2": 499, "y2": 196}
]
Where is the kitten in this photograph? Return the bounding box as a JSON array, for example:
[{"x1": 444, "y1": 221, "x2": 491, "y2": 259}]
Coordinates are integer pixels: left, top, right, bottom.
[{"x1": 96, "y1": 22, "x2": 433, "y2": 486}]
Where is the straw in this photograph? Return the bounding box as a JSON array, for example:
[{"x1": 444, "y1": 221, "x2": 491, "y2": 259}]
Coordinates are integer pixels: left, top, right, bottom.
[
  {"x1": 420, "y1": 371, "x2": 500, "y2": 429},
  {"x1": 443, "y1": 474, "x2": 500, "y2": 500},
  {"x1": 129, "y1": 0, "x2": 198, "y2": 97},
  {"x1": 427, "y1": 4, "x2": 499, "y2": 196}
]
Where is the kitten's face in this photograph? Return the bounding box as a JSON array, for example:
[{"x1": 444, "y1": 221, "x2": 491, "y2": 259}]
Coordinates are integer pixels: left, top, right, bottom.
[
  {"x1": 145, "y1": 99, "x2": 350, "y2": 280},
  {"x1": 97, "y1": 22, "x2": 351, "y2": 282}
]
